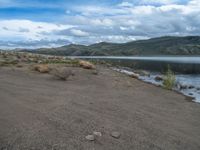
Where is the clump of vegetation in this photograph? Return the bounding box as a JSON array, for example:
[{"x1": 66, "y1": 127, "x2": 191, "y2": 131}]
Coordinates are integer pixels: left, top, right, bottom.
[
  {"x1": 163, "y1": 66, "x2": 176, "y2": 90},
  {"x1": 33, "y1": 64, "x2": 50, "y2": 73},
  {"x1": 0, "y1": 59, "x2": 19, "y2": 67},
  {"x1": 92, "y1": 69, "x2": 99, "y2": 75},
  {"x1": 52, "y1": 68, "x2": 74, "y2": 81},
  {"x1": 16, "y1": 64, "x2": 23, "y2": 68},
  {"x1": 79, "y1": 60, "x2": 95, "y2": 69}
]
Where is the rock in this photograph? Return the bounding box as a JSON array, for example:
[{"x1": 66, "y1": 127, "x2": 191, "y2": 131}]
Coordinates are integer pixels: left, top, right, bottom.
[
  {"x1": 179, "y1": 84, "x2": 188, "y2": 90},
  {"x1": 93, "y1": 131, "x2": 102, "y2": 137},
  {"x1": 130, "y1": 73, "x2": 140, "y2": 79},
  {"x1": 110, "y1": 131, "x2": 121, "y2": 139},
  {"x1": 155, "y1": 76, "x2": 163, "y2": 81},
  {"x1": 92, "y1": 70, "x2": 98, "y2": 75},
  {"x1": 52, "y1": 68, "x2": 74, "y2": 81},
  {"x1": 188, "y1": 85, "x2": 195, "y2": 89},
  {"x1": 176, "y1": 83, "x2": 187, "y2": 90},
  {"x1": 136, "y1": 70, "x2": 150, "y2": 77},
  {"x1": 197, "y1": 87, "x2": 200, "y2": 90},
  {"x1": 85, "y1": 135, "x2": 95, "y2": 141},
  {"x1": 79, "y1": 60, "x2": 95, "y2": 69},
  {"x1": 189, "y1": 93, "x2": 193, "y2": 96},
  {"x1": 175, "y1": 83, "x2": 181, "y2": 90}
]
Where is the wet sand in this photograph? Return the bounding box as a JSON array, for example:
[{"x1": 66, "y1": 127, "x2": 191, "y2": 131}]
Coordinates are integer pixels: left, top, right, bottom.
[{"x1": 0, "y1": 65, "x2": 200, "y2": 150}]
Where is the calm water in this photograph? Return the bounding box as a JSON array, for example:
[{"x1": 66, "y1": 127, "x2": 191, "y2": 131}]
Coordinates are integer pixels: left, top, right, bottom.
[
  {"x1": 69, "y1": 56, "x2": 200, "y2": 64},
  {"x1": 69, "y1": 56, "x2": 200, "y2": 102}
]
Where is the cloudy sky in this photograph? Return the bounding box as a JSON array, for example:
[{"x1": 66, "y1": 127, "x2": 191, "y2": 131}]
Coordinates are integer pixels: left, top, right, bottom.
[{"x1": 0, "y1": 0, "x2": 200, "y2": 48}]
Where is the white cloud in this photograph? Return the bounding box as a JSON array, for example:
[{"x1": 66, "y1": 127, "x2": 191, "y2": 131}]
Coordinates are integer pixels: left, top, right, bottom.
[
  {"x1": 90, "y1": 18, "x2": 114, "y2": 26},
  {"x1": 73, "y1": 5, "x2": 128, "y2": 16},
  {"x1": 70, "y1": 29, "x2": 89, "y2": 37},
  {"x1": 0, "y1": 20, "x2": 73, "y2": 41},
  {"x1": 0, "y1": 19, "x2": 75, "y2": 48},
  {"x1": 118, "y1": 2, "x2": 133, "y2": 7}
]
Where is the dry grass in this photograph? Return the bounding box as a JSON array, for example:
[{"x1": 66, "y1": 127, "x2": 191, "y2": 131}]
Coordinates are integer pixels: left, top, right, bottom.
[
  {"x1": 33, "y1": 64, "x2": 50, "y2": 73},
  {"x1": 0, "y1": 59, "x2": 18, "y2": 67},
  {"x1": 79, "y1": 60, "x2": 95, "y2": 69},
  {"x1": 16, "y1": 64, "x2": 23, "y2": 68}
]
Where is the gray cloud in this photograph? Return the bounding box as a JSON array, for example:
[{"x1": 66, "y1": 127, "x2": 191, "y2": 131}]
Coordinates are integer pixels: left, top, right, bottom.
[
  {"x1": 2, "y1": 27, "x2": 9, "y2": 30},
  {"x1": 18, "y1": 27, "x2": 30, "y2": 33}
]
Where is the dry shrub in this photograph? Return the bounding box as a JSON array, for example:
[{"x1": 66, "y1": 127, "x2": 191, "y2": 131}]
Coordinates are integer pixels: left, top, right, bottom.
[
  {"x1": 79, "y1": 60, "x2": 95, "y2": 69},
  {"x1": 92, "y1": 69, "x2": 99, "y2": 75},
  {"x1": 33, "y1": 64, "x2": 50, "y2": 73},
  {"x1": 52, "y1": 68, "x2": 74, "y2": 81},
  {"x1": 0, "y1": 59, "x2": 18, "y2": 66},
  {"x1": 16, "y1": 64, "x2": 23, "y2": 68}
]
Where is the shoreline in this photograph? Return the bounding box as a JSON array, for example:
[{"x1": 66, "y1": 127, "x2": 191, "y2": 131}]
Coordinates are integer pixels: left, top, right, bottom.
[
  {"x1": 112, "y1": 67, "x2": 200, "y2": 103},
  {"x1": 1, "y1": 53, "x2": 200, "y2": 149}
]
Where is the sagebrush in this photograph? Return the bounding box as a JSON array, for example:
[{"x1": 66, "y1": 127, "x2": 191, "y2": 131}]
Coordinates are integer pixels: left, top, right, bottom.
[{"x1": 163, "y1": 66, "x2": 176, "y2": 90}]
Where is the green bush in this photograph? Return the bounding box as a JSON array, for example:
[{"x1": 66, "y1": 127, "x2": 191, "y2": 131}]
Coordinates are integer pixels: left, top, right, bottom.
[{"x1": 163, "y1": 66, "x2": 176, "y2": 90}]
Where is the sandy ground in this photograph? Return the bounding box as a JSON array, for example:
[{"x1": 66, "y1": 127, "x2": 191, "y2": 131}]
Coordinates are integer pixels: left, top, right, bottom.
[{"x1": 0, "y1": 65, "x2": 200, "y2": 150}]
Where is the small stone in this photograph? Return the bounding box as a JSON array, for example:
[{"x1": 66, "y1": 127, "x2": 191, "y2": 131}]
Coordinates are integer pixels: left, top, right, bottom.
[
  {"x1": 130, "y1": 73, "x2": 139, "y2": 79},
  {"x1": 155, "y1": 76, "x2": 163, "y2": 81},
  {"x1": 188, "y1": 85, "x2": 195, "y2": 89},
  {"x1": 110, "y1": 131, "x2": 121, "y2": 139},
  {"x1": 137, "y1": 70, "x2": 150, "y2": 76},
  {"x1": 93, "y1": 131, "x2": 102, "y2": 137},
  {"x1": 189, "y1": 93, "x2": 193, "y2": 96},
  {"x1": 180, "y1": 84, "x2": 188, "y2": 90},
  {"x1": 85, "y1": 135, "x2": 95, "y2": 141},
  {"x1": 92, "y1": 70, "x2": 98, "y2": 75}
]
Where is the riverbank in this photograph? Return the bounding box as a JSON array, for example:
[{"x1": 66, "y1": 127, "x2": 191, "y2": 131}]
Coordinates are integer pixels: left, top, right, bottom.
[{"x1": 0, "y1": 62, "x2": 200, "y2": 149}]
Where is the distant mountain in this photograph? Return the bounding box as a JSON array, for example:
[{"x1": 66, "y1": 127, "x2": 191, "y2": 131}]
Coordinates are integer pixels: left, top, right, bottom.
[{"x1": 26, "y1": 36, "x2": 200, "y2": 56}]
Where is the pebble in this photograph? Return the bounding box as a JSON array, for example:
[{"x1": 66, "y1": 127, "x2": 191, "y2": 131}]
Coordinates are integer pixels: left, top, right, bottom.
[
  {"x1": 130, "y1": 73, "x2": 139, "y2": 79},
  {"x1": 110, "y1": 131, "x2": 121, "y2": 139},
  {"x1": 92, "y1": 70, "x2": 98, "y2": 75},
  {"x1": 85, "y1": 135, "x2": 95, "y2": 141},
  {"x1": 93, "y1": 131, "x2": 102, "y2": 137},
  {"x1": 155, "y1": 76, "x2": 163, "y2": 81},
  {"x1": 189, "y1": 93, "x2": 193, "y2": 96},
  {"x1": 188, "y1": 85, "x2": 195, "y2": 89}
]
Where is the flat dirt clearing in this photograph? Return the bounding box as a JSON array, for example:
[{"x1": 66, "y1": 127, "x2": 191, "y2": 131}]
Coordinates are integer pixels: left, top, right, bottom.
[{"x1": 0, "y1": 66, "x2": 200, "y2": 150}]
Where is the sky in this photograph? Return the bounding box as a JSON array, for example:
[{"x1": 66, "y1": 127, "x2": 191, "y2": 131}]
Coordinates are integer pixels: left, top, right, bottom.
[{"x1": 0, "y1": 0, "x2": 200, "y2": 48}]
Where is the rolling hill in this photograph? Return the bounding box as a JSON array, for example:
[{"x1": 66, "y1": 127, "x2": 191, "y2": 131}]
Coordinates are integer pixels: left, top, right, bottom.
[{"x1": 27, "y1": 36, "x2": 200, "y2": 56}]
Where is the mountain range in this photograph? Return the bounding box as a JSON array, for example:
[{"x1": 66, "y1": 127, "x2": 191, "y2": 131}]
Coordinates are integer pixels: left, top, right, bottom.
[{"x1": 26, "y1": 36, "x2": 200, "y2": 56}]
